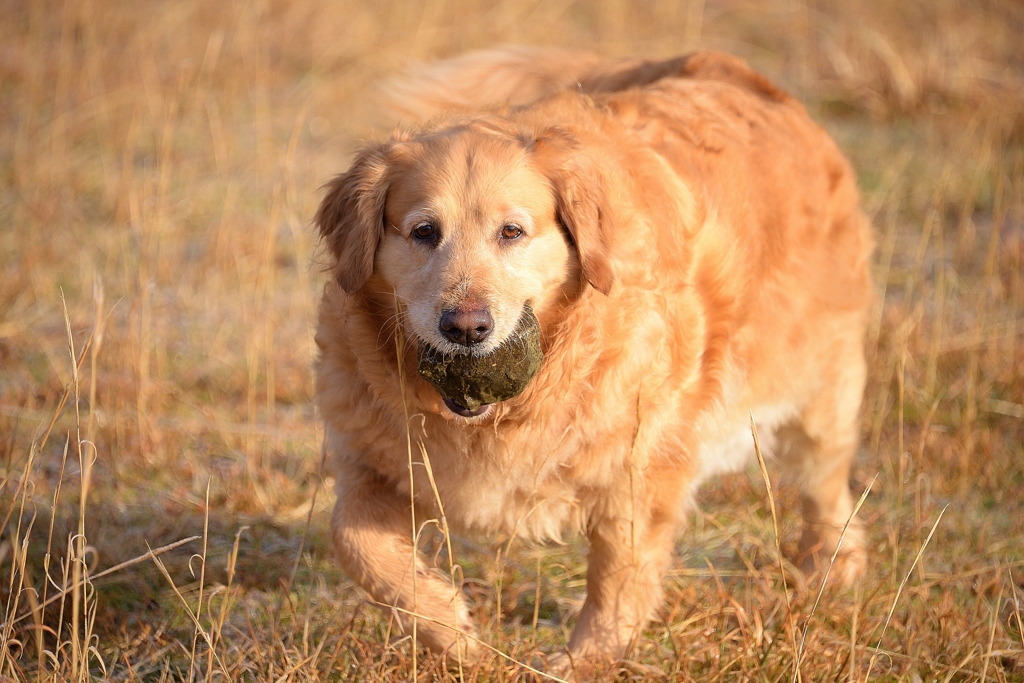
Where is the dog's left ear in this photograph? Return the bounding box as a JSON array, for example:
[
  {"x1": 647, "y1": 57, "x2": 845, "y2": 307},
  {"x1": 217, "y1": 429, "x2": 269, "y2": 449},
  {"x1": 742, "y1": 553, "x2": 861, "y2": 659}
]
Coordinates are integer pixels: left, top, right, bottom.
[
  {"x1": 532, "y1": 128, "x2": 615, "y2": 296},
  {"x1": 315, "y1": 144, "x2": 390, "y2": 293}
]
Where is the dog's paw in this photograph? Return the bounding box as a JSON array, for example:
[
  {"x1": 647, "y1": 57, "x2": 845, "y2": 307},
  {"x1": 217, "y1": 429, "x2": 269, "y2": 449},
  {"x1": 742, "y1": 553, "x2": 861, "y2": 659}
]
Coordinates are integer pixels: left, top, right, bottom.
[
  {"x1": 546, "y1": 651, "x2": 585, "y2": 682},
  {"x1": 542, "y1": 650, "x2": 620, "y2": 682},
  {"x1": 434, "y1": 631, "x2": 482, "y2": 673},
  {"x1": 797, "y1": 519, "x2": 866, "y2": 586},
  {"x1": 399, "y1": 597, "x2": 481, "y2": 663}
]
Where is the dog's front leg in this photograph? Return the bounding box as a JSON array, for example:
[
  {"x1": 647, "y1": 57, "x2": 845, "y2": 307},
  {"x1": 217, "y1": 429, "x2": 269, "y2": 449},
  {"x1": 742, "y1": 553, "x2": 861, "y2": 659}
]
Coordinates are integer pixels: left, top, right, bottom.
[
  {"x1": 556, "y1": 468, "x2": 686, "y2": 675},
  {"x1": 331, "y1": 456, "x2": 478, "y2": 660}
]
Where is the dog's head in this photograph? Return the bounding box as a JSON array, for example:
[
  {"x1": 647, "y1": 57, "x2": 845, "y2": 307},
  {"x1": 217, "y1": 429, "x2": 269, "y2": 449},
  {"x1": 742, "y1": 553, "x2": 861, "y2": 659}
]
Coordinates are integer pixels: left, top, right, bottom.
[{"x1": 316, "y1": 119, "x2": 613, "y2": 414}]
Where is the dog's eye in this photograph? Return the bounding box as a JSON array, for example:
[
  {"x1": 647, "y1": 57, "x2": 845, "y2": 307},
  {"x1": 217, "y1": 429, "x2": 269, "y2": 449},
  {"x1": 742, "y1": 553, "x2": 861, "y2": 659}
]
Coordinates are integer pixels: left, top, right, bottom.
[
  {"x1": 500, "y1": 224, "x2": 523, "y2": 240},
  {"x1": 412, "y1": 223, "x2": 436, "y2": 241}
]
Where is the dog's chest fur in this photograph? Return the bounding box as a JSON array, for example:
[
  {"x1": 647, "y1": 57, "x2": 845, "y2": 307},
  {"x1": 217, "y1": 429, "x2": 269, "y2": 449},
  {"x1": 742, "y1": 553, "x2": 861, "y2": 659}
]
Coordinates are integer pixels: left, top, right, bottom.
[
  {"x1": 326, "y1": 392, "x2": 643, "y2": 542},
  {"x1": 322, "y1": 328, "x2": 793, "y2": 544}
]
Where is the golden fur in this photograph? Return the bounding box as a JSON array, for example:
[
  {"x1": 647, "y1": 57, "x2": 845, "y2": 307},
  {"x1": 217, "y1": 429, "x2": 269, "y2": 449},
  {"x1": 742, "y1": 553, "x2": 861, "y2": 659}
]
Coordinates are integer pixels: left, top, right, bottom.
[{"x1": 314, "y1": 48, "x2": 874, "y2": 674}]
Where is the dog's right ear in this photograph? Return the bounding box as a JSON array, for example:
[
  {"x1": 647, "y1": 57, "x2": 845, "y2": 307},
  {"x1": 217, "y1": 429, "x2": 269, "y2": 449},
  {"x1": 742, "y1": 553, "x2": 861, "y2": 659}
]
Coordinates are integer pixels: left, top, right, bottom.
[{"x1": 315, "y1": 145, "x2": 390, "y2": 293}]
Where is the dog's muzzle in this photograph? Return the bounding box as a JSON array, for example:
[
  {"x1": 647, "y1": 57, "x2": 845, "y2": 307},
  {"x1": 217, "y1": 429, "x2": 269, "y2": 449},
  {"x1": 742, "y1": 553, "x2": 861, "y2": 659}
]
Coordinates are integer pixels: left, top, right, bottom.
[{"x1": 417, "y1": 304, "x2": 543, "y2": 415}]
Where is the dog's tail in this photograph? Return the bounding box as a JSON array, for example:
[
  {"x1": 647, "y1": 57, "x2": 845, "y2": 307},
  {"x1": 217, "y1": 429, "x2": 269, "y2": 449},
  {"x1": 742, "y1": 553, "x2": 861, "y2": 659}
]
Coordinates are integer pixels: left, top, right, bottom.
[
  {"x1": 379, "y1": 46, "x2": 604, "y2": 122},
  {"x1": 379, "y1": 47, "x2": 792, "y2": 123}
]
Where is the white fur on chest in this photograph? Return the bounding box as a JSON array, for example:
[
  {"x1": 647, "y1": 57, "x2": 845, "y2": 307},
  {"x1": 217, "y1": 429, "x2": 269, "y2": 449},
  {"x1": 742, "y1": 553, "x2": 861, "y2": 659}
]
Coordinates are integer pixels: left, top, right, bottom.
[{"x1": 403, "y1": 419, "x2": 592, "y2": 543}]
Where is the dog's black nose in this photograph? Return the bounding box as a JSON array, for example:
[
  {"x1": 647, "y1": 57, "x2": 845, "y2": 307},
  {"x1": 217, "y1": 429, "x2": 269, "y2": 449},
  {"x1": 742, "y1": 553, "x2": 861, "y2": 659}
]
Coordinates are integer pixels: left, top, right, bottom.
[{"x1": 439, "y1": 308, "x2": 493, "y2": 346}]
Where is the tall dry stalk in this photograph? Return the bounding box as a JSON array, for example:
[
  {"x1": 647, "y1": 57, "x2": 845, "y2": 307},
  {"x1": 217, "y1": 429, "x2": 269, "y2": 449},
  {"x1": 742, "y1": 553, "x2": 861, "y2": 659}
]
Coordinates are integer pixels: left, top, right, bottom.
[
  {"x1": 750, "y1": 417, "x2": 800, "y2": 680},
  {"x1": 392, "y1": 296, "x2": 419, "y2": 681}
]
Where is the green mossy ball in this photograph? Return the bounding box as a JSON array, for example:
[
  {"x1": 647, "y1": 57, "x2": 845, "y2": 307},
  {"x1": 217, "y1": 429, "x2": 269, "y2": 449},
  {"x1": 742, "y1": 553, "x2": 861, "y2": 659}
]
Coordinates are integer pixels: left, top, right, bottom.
[{"x1": 417, "y1": 306, "x2": 543, "y2": 411}]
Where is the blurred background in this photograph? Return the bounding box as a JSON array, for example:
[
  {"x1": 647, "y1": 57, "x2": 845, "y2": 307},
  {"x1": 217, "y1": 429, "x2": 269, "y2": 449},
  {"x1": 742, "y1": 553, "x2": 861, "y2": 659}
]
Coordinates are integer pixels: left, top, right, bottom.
[{"x1": 1, "y1": 1, "x2": 1022, "y2": 680}]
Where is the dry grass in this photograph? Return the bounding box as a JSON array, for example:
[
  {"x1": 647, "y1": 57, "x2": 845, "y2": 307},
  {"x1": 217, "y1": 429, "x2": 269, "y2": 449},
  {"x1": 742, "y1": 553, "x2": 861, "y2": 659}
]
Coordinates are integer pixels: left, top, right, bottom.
[{"x1": 1, "y1": 0, "x2": 1023, "y2": 680}]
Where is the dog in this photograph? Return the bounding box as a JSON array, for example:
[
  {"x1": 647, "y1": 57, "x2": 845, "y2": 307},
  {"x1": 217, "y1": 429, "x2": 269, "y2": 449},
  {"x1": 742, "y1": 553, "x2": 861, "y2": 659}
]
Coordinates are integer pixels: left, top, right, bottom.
[{"x1": 314, "y1": 48, "x2": 873, "y2": 675}]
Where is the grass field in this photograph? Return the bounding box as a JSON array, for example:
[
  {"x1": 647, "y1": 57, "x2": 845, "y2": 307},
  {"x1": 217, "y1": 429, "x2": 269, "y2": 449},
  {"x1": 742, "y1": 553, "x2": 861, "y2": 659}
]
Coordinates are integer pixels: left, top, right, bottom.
[{"x1": 1, "y1": 0, "x2": 1023, "y2": 680}]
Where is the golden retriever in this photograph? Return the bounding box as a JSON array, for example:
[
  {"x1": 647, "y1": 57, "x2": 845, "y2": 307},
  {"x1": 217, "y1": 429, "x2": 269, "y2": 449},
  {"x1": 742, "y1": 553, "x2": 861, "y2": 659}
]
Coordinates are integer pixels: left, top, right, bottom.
[{"x1": 314, "y1": 48, "x2": 873, "y2": 675}]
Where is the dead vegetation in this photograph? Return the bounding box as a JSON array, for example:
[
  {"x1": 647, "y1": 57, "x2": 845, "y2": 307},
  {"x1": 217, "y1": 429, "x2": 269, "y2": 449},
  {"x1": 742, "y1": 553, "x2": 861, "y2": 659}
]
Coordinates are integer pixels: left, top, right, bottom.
[{"x1": 1, "y1": 0, "x2": 1022, "y2": 680}]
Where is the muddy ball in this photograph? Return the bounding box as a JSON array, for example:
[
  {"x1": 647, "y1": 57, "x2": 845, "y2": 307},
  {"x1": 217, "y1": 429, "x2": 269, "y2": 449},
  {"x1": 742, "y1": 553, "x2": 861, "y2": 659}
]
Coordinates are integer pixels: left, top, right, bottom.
[{"x1": 417, "y1": 306, "x2": 543, "y2": 411}]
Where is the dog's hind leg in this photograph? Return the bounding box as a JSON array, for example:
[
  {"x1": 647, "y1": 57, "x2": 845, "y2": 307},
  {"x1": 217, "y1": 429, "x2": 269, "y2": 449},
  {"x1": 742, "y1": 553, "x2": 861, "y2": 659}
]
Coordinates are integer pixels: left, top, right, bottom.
[
  {"x1": 330, "y1": 454, "x2": 479, "y2": 661},
  {"x1": 775, "y1": 330, "x2": 868, "y2": 585}
]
